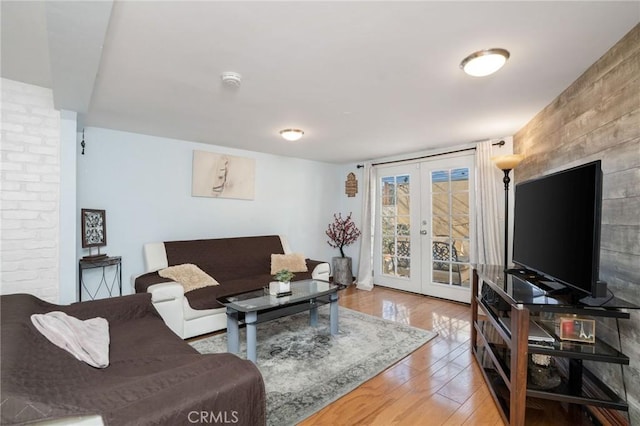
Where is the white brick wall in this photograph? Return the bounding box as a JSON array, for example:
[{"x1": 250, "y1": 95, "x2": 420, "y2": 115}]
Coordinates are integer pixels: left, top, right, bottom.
[{"x1": 1, "y1": 78, "x2": 61, "y2": 302}]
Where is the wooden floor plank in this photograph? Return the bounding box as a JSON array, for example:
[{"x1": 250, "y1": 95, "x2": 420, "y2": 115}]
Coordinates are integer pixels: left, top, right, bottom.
[{"x1": 441, "y1": 385, "x2": 493, "y2": 426}]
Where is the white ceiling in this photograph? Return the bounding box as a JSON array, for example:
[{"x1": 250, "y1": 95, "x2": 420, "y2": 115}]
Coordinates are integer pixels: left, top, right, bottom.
[{"x1": 2, "y1": 1, "x2": 638, "y2": 164}]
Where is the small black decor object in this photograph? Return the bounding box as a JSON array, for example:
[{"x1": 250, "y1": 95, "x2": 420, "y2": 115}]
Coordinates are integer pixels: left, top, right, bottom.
[
  {"x1": 81, "y1": 128, "x2": 86, "y2": 155},
  {"x1": 528, "y1": 354, "x2": 561, "y2": 390},
  {"x1": 81, "y1": 209, "x2": 107, "y2": 258}
]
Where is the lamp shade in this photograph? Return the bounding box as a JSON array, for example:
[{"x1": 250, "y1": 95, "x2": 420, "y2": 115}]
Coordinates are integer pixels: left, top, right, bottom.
[
  {"x1": 279, "y1": 129, "x2": 304, "y2": 141},
  {"x1": 492, "y1": 154, "x2": 524, "y2": 170},
  {"x1": 460, "y1": 48, "x2": 510, "y2": 77}
]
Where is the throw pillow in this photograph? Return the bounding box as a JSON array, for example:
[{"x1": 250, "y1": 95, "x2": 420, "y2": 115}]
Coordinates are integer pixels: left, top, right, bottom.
[
  {"x1": 271, "y1": 253, "x2": 308, "y2": 275},
  {"x1": 159, "y1": 264, "x2": 219, "y2": 293}
]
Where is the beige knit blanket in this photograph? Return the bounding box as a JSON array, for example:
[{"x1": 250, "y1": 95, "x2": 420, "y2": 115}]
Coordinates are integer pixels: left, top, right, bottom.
[{"x1": 31, "y1": 311, "x2": 110, "y2": 368}]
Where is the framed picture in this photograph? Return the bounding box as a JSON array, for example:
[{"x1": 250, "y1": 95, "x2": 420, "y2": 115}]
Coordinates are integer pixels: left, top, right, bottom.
[
  {"x1": 81, "y1": 209, "x2": 107, "y2": 248},
  {"x1": 192, "y1": 150, "x2": 255, "y2": 200}
]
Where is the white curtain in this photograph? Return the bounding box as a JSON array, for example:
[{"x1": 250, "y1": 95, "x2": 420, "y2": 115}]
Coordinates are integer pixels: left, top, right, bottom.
[
  {"x1": 356, "y1": 163, "x2": 375, "y2": 291},
  {"x1": 475, "y1": 140, "x2": 503, "y2": 265}
]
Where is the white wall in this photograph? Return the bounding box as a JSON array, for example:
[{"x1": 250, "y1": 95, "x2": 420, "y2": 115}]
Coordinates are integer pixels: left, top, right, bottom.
[
  {"x1": 1, "y1": 78, "x2": 61, "y2": 302},
  {"x1": 75, "y1": 127, "x2": 343, "y2": 298},
  {"x1": 336, "y1": 163, "x2": 365, "y2": 275},
  {"x1": 58, "y1": 110, "x2": 78, "y2": 303}
]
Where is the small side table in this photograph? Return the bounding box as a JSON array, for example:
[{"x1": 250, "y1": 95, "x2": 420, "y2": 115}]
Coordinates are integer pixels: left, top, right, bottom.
[{"x1": 78, "y1": 256, "x2": 122, "y2": 301}]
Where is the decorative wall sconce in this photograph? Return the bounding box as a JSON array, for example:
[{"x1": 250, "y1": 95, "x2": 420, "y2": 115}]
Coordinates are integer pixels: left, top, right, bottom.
[{"x1": 345, "y1": 172, "x2": 358, "y2": 197}]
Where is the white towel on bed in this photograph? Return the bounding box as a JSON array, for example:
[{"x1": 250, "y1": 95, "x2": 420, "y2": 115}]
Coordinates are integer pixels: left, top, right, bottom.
[{"x1": 30, "y1": 311, "x2": 110, "y2": 368}]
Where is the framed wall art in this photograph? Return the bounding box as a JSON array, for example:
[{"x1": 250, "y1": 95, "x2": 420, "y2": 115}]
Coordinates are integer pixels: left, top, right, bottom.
[
  {"x1": 192, "y1": 150, "x2": 255, "y2": 200},
  {"x1": 81, "y1": 209, "x2": 107, "y2": 248}
]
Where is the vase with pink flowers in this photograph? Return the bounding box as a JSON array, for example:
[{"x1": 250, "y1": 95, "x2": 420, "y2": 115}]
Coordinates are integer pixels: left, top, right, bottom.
[{"x1": 326, "y1": 212, "x2": 361, "y2": 286}]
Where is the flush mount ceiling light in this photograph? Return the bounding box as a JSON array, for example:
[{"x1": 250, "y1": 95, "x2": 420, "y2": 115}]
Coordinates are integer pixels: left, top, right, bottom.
[
  {"x1": 460, "y1": 48, "x2": 510, "y2": 77},
  {"x1": 279, "y1": 128, "x2": 304, "y2": 141}
]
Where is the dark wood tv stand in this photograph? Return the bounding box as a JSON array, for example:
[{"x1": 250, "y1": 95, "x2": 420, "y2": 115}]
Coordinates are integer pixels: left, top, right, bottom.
[{"x1": 471, "y1": 265, "x2": 637, "y2": 426}]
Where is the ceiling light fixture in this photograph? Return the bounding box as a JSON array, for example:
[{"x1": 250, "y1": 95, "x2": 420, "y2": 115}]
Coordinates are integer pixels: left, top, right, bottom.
[
  {"x1": 279, "y1": 128, "x2": 304, "y2": 141},
  {"x1": 460, "y1": 48, "x2": 510, "y2": 77}
]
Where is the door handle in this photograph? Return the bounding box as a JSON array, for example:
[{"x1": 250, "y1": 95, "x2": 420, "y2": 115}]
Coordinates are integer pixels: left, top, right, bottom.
[{"x1": 420, "y1": 230, "x2": 428, "y2": 235}]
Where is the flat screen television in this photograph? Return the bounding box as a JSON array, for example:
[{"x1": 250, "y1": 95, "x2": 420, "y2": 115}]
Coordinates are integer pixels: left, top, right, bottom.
[{"x1": 512, "y1": 160, "x2": 605, "y2": 298}]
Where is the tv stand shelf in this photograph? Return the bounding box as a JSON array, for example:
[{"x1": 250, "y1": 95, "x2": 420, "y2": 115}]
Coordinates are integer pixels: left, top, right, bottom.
[
  {"x1": 478, "y1": 298, "x2": 628, "y2": 364},
  {"x1": 471, "y1": 265, "x2": 637, "y2": 426}
]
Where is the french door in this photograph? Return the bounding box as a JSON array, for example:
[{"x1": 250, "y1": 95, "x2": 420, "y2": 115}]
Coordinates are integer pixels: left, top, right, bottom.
[
  {"x1": 373, "y1": 155, "x2": 475, "y2": 303},
  {"x1": 373, "y1": 164, "x2": 422, "y2": 293}
]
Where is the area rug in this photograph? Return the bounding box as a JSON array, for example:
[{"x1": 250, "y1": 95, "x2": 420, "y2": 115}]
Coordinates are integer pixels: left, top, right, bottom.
[{"x1": 191, "y1": 305, "x2": 437, "y2": 426}]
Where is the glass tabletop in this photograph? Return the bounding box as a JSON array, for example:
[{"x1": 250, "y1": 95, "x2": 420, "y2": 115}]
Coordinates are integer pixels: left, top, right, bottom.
[
  {"x1": 217, "y1": 279, "x2": 338, "y2": 312},
  {"x1": 475, "y1": 264, "x2": 639, "y2": 309}
]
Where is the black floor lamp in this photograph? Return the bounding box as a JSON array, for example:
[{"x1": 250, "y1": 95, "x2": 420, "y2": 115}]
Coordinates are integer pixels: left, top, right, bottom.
[{"x1": 492, "y1": 154, "x2": 524, "y2": 270}]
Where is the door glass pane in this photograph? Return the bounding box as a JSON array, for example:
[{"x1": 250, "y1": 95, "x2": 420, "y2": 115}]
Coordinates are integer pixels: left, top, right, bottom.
[
  {"x1": 432, "y1": 262, "x2": 449, "y2": 284},
  {"x1": 397, "y1": 237, "x2": 410, "y2": 257},
  {"x1": 430, "y1": 167, "x2": 471, "y2": 288},
  {"x1": 382, "y1": 236, "x2": 394, "y2": 255},
  {"x1": 397, "y1": 258, "x2": 410, "y2": 278},
  {"x1": 460, "y1": 274, "x2": 470, "y2": 287},
  {"x1": 397, "y1": 175, "x2": 410, "y2": 196},
  {"x1": 381, "y1": 177, "x2": 396, "y2": 206},
  {"x1": 455, "y1": 239, "x2": 470, "y2": 263},
  {"x1": 431, "y1": 170, "x2": 449, "y2": 192},
  {"x1": 397, "y1": 216, "x2": 410, "y2": 235},
  {"x1": 383, "y1": 256, "x2": 394, "y2": 274},
  {"x1": 432, "y1": 216, "x2": 450, "y2": 238},
  {"x1": 433, "y1": 239, "x2": 452, "y2": 263},
  {"x1": 380, "y1": 174, "x2": 411, "y2": 278},
  {"x1": 452, "y1": 216, "x2": 469, "y2": 239},
  {"x1": 432, "y1": 193, "x2": 449, "y2": 216},
  {"x1": 382, "y1": 217, "x2": 395, "y2": 235},
  {"x1": 452, "y1": 192, "x2": 469, "y2": 216},
  {"x1": 397, "y1": 197, "x2": 410, "y2": 218},
  {"x1": 452, "y1": 168, "x2": 469, "y2": 190}
]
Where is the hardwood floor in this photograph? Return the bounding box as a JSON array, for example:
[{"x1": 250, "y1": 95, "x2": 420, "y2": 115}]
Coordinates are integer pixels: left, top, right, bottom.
[{"x1": 299, "y1": 285, "x2": 506, "y2": 426}]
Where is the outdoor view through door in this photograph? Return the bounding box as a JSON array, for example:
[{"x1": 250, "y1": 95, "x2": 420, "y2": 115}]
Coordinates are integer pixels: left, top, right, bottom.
[
  {"x1": 431, "y1": 168, "x2": 471, "y2": 288},
  {"x1": 374, "y1": 155, "x2": 474, "y2": 303},
  {"x1": 381, "y1": 174, "x2": 411, "y2": 278}
]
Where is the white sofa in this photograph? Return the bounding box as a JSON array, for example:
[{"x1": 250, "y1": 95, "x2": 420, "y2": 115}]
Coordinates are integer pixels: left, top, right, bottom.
[{"x1": 132, "y1": 235, "x2": 330, "y2": 339}]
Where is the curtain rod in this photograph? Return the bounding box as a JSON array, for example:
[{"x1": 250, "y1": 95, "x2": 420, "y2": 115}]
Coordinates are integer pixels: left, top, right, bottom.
[{"x1": 356, "y1": 140, "x2": 505, "y2": 169}]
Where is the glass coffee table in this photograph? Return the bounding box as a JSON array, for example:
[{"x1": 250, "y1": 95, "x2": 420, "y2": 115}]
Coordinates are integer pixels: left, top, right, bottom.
[{"x1": 217, "y1": 279, "x2": 339, "y2": 363}]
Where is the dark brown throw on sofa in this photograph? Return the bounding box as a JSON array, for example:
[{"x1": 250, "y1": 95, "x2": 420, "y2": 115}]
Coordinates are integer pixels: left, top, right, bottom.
[
  {"x1": 1, "y1": 293, "x2": 266, "y2": 426},
  {"x1": 135, "y1": 235, "x2": 324, "y2": 310}
]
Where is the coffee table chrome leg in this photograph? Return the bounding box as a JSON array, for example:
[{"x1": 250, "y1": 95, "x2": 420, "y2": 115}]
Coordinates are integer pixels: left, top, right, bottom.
[
  {"x1": 246, "y1": 311, "x2": 258, "y2": 363},
  {"x1": 309, "y1": 299, "x2": 318, "y2": 327},
  {"x1": 330, "y1": 292, "x2": 339, "y2": 335},
  {"x1": 226, "y1": 308, "x2": 240, "y2": 355}
]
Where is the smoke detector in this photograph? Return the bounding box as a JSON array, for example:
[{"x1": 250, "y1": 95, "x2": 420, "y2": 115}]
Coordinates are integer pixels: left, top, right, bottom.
[{"x1": 221, "y1": 71, "x2": 242, "y2": 87}]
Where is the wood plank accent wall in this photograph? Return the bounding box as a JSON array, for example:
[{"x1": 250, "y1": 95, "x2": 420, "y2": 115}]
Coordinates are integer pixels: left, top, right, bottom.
[{"x1": 513, "y1": 24, "x2": 639, "y2": 425}]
